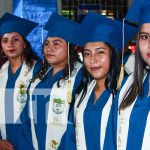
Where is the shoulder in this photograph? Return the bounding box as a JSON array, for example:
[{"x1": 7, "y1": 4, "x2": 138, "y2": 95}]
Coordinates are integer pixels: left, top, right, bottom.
[
  {"x1": 119, "y1": 73, "x2": 134, "y2": 91},
  {"x1": 0, "y1": 61, "x2": 9, "y2": 73},
  {"x1": 33, "y1": 60, "x2": 42, "y2": 75},
  {"x1": 74, "y1": 61, "x2": 83, "y2": 70}
]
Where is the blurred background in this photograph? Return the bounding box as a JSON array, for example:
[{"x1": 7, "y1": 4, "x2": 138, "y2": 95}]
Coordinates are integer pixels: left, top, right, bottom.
[{"x1": 0, "y1": 0, "x2": 135, "y2": 57}]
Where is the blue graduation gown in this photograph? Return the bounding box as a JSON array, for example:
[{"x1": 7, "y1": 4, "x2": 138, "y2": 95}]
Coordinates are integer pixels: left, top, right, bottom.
[
  {"x1": 19, "y1": 66, "x2": 83, "y2": 150},
  {"x1": 105, "y1": 72, "x2": 150, "y2": 150},
  {"x1": 59, "y1": 88, "x2": 112, "y2": 150},
  {"x1": 0, "y1": 61, "x2": 41, "y2": 150}
]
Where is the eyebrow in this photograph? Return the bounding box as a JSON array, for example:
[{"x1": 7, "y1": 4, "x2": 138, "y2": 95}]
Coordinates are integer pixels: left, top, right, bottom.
[
  {"x1": 2, "y1": 35, "x2": 21, "y2": 39},
  {"x1": 53, "y1": 39, "x2": 63, "y2": 43},
  {"x1": 95, "y1": 47, "x2": 106, "y2": 50},
  {"x1": 46, "y1": 39, "x2": 63, "y2": 43},
  {"x1": 140, "y1": 32, "x2": 150, "y2": 35},
  {"x1": 84, "y1": 47, "x2": 106, "y2": 51}
]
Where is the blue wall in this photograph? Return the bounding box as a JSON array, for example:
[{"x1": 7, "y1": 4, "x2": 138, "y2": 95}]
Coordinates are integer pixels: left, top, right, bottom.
[{"x1": 13, "y1": 0, "x2": 57, "y2": 57}]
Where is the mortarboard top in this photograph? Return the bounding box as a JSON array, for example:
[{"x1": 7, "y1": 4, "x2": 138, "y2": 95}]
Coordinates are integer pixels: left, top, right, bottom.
[
  {"x1": 81, "y1": 12, "x2": 138, "y2": 52},
  {"x1": 83, "y1": 24, "x2": 121, "y2": 51},
  {"x1": 0, "y1": 12, "x2": 38, "y2": 37},
  {"x1": 44, "y1": 13, "x2": 83, "y2": 46},
  {"x1": 125, "y1": 0, "x2": 150, "y2": 25}
]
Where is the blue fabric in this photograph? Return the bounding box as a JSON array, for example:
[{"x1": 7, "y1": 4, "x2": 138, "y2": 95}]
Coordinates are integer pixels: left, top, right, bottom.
[
  {"x1": 58, "y1": 68, "x2": 83, "y2": 150},
  {"x1": 125, "y1": 0, "x2": 150, "y2": 25},
  {"x1": 59, "y1": 88, "x2": 112, "y2": 150},
  {"x1": 44, "y1": 13, "x2": 83, "y2": 46},
  {"x1": 34, "y1": 69, "x2": 64, "y2": 150},
  {"x1": 20, "y1": 65, "x2": 83, "y2": 150},
  {"x1": 0, "y1": 12, "x2": 38, "y2": 37},
  {"x1": 5, "y1": 65, "x2": 22, "y2": 149},
  {"x1": 1, "y1": 61, "x2": 41, "y2": 150},
  {"x1": 81, "y1": 12, "x2": 137, "y2": 52},
  {"x1": 126, "y1": 72, "x2": 150, "y2": 150},
  {"x1": 103, "y1": 76, "x2": 128, "y2": 150},
  {"x1": 104, "y1": 72, "x2": 150, "y2": 150},
  {"x1": 58, "y1": 107, "x2": 76, "y2": 150},
  {"x1": 84, "y1": 90, "x2": 111, "y2": 150}
]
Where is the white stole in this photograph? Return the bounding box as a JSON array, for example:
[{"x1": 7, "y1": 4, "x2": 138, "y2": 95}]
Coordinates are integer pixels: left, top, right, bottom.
[
  {"x1": 141, "y1": 112, "x2": 150, "y2": 150},
  {"x1": 46, "y1": 62, "x2": 82, "y2": 150},
  {"x1": 74, "y1": 80, "x2": 113, "y2": 150},
  {"x1": 0, "y1": 61, "x2": 36, "y2": 139},
  {"x1": 29, "y1": 62, "x2": 82, "y2": 150},
  {"x1": 29, "y1": 77, "x2": 41, "y2": 150},
  {"x1": 117, "y1": 73, "x2": 147, "y2": 150}
]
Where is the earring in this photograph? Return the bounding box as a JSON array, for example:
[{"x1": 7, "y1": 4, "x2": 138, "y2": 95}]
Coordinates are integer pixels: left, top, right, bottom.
[{"x1": 0, "y1": 50, "x2": 7, "y2": 59}]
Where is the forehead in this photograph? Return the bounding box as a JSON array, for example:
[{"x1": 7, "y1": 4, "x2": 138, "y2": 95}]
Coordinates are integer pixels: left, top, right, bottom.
[
  {"x1": 140, "y1": 23, "x2": 150, "y2": 33},
  {"x1": 46, "y1": 37, "x2": 67, "y2": 43},
  {"x1": 84, "y1": 41, "x2": 110, "y2": 49},
  {"x1": 2, "y1": 32, "x2": 22, "y2": 38}
]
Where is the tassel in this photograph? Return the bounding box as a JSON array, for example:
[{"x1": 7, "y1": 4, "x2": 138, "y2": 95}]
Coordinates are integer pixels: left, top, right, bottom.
[
  {"x1": 67, "y1": 80, "x2": 72, "y2": 103},
  {"x1": 117, "y1": 64, "x2": 124, "y2": 90}
]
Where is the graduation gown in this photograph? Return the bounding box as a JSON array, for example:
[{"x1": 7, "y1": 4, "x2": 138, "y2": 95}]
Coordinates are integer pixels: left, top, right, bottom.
[
  {"x1": 19, "y1": 62, "x2": 83, "y2": 150},
  {"x1": 0, "y1": 60, "x2": 41, "y2": 149},
  {"x1": 59, "y1": 80, "x2": 114, "y2": 150},
  {"x1": 106, "y1": 71, "x2": 150, "y2": 150}
]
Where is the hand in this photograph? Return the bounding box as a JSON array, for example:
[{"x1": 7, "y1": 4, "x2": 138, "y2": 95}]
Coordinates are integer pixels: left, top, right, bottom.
[{"x1": 0, "y1": 140, "x2": 14, "y2": 150}]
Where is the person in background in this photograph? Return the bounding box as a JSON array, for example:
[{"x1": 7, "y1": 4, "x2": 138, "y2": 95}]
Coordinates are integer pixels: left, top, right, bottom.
[
  {"x1": 58, "y1": 12, "x2": 137, "y2": 150},
  {"x1": 19, "y1": 13, "x2": 84, "y2": 150},
  {"x1": 107, "y1": 0, "x2": 150, "y2": 149},
  {"x1": 0, "y1": 13, "x2": 40, "y2": 150}
]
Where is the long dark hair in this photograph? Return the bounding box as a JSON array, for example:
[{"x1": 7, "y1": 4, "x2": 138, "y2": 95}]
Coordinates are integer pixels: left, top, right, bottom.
[
  {"x1": 120, "y1": 32, "x2": 147, "y2": 109},
  {"x1": 77, "y1": 42, "x2": 121, "y2": 104},
  {"x1": 0, "y1": 35, "x2": 40, "y2": 69},
  {"x1": 30, "y1": 42, "x2": 81, "y2": 87}
]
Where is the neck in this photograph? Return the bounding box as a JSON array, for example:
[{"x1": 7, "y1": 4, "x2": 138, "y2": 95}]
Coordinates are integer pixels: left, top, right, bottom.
[
  {"x1": 94, "y1": 79, "x2": 106, "y2": 104},
  {"x1": 52, "y1": 64, "x2": 66, "y2": 76},
  {"x1": 95, "y1": 78, "x2": 106, "y2": 90},
  {"x1": 9, "y1": 58, "x2": 23, "y2": 74}
]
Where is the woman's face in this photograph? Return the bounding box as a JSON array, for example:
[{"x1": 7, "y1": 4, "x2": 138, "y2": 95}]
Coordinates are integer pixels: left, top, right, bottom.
[
  {"x1": 139, "y1": 23, "x2": 150, "y2": 67},
  {"x1": 43, "y1": 37, "x2": 68, "y2": 68},
  {"x1": 1, "y1": 32, "x2": 26, "y2": 60},
  {"x1": 84, "y1": 42, "x2": 111, "y2": 81}
]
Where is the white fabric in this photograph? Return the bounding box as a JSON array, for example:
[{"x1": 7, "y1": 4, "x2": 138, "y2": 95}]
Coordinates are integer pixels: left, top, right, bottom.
[
  {"x1": 74, "y1": 80, "x2": 113, "y2": 150},
  {"x1": 100, "y1": 94, "x2": 113, "y2": 150},
  {"x1": 141, "y1": 112, "x2": 150, "y2": 150},
  {"x1": 29, "y1": 77, "x2": 41, "y2": 150},
  {"x1": 0, "y1": 61, "x2": 36, "y2": 139},
  {"x1": 117, "y1": 73, "x2": 147, "y2": 150},
  {"x1": 29, "y1": 62, "x2": 82, "y2": 150},
  {"x1": 45, "y1": 62, "x2": 82, "y2": 150},
  {"x1": 124, "y1": 53, "x2": 135, "y2": 75},
  {"x1": 74, "y1": 80, "x2": 96, "y2": 150}
]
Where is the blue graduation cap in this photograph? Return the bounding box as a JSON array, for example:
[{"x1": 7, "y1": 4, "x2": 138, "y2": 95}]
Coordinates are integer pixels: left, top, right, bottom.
[
  {"x1": 44, "y1": 13, "x2": 83, "y2": 46},
  {"x1": 125, "y1": 0, "x2": 150, "y2": 25},
  {"x1": 81, "y1": 12, "x2": 138, "y2": 52},
  {"x1": 0, "y1": 12, "x2": 38, "y2": 37},
  {"x1": 83, "y1": 24, "x2": 121, "y2": 51}
]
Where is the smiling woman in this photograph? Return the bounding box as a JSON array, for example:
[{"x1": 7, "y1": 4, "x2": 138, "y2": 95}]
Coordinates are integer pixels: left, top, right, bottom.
[
  {"x1": 0, "y1": 12, "x2": 40, "y2": 150},
  {"x1": 58, "y1": 12, "x2": 137, "y2": 150},
  {"x1": 1, "y1": 33, "x2": 26, "y2": 70},
  {"x1": 107, "y1": 0, "x2": 150, "y2": 150}
]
